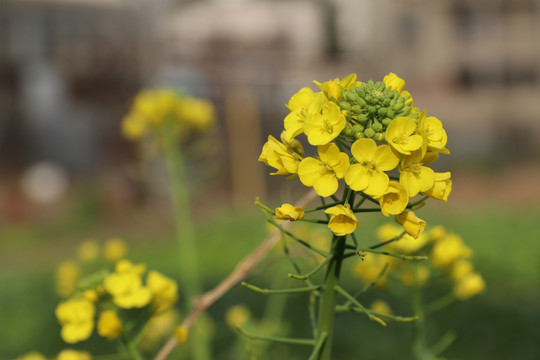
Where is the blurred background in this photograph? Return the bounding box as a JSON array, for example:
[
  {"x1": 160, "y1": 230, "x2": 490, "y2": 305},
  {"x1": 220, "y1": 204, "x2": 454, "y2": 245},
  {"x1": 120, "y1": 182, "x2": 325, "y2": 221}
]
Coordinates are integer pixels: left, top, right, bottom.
[{"x1": 1, "y1": 0, "x2": 539, "y2": 359}]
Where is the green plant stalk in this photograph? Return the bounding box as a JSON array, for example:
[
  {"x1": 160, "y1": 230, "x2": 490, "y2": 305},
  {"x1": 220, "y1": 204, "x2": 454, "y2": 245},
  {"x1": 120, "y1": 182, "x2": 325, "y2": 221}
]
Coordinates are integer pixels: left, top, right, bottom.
[
  {"x1": 315, "y1": 234, "x2": 347, "y2": 360},
  {"x1": 163, "y1": 135, "x2": 210, "y2": 360},
  {"x1": 412, "y1": 268, "x2": 432, "y2": 360}
]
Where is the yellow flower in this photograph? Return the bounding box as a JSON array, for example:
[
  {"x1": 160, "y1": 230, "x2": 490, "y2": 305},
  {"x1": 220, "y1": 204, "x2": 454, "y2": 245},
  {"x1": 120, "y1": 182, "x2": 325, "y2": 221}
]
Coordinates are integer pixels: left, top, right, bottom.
[
  {"x1": 225, "y1": 305, "x2": 251, "y2": 328},
  {"x1": 175, "y1": 325, "x2": 189, "y2": 345},
  {"x1": 394, "y1": 211, "x2": 426, "y2": 239},
  {"x1": 428, "y1": 225, "x2": 447, "y2": 242},
  {"x1": 83, "y1": 289, "x2": 98, "y2": 303},
  {"x1": 324, "y1": 204, "x2": 360, "y2": 236},
  {"x1": 103, "y1": 238, "x2": 128, "y2": 262},
  {"x1": 303, "y1": 93, "x2": 346, "y2": 145},
  {"x1": 76, "y1": 240, "x2": 99, "y2": 263},
  {"x1": 275, "y1": 203, "x2": 305, "y2": 221},
  {"x1": 177, "y1": 97, "x2": 215, "y2": 131},
  {"x1": 385, "y1": 117, "x2": 424, "y2": 155},
  {"x1": 121, "y1": 114, "x2": 147, "y2": 140},
  {"x1": 56, "y1": 349, "x2": 92, "y2": 360},
  {"x1": 377, "y1": 181, "x2": 408, "y2": 217},
  {"x1": 139, "y1": 309, "x2": 178, "y2": 350},
  {"x1": 104, "y1": 261, "x2": 152, "y2": 309},
  {"x1": 298, "y1": 143, "x2": 349, "y2": 197},
  {"x1": 383, "y1": 73, "x2": 405, "y2": 92},
  {"x1": 400, "y1": 265, "x2": 430, "y2": 287},
  {"x1": 431, "y1": 234, "x2": 472, "y2": 268},
  {"x1": 376, "y1": 223, "x2": 403, "y2": 242},
  {"x1": 259, "y1": 135, "x2": 302, "y2": 175},
  {"x1": 97, "y1": 310, "x2": 122, "y2": 340},
  {"x1": 454, "y1": 272, "x2": 486, "y2": 300},
  {"x1": 56, "y1": 261, "x2": 80, "y2": 298},
  {"x1": 314, "y1": 73, "x2": 358, "y2": 101},
  {"x1": 345, "y1": 138, "x2": 399, "y2": 197},
  {"x1": 55, "y1": 299, "x2": 95, "y2": 344},
  {"x1": 283, "y1": 87, "x2": 316, "y2": 141},
  {"x1": 450, "y1": 259, "x2": 474, "y2": 281},
  {"x1": 416, "y1": 111, "x2": 449, "y2": 153},
  {"x1": 423, "y1": 172, "x2": 452, "y2": 201},
  {"x1": 370, "y1": 299, "x2": 393, "y2": 318},
  {"x1": 399, "y1": 150, "x2": 436, "y2": 197},
  {"x1": 353, "y1": 253, "x2": 388, "y2": 286},
  {"x1": 147, "y1": 270, "x2": 179, "y2": 312},
  {"x1": 15, "y1": 352, "x2": 47, "y2": 360},
  {"x1": 280, "y1": 131, "x2": 304, "y2": 156}
]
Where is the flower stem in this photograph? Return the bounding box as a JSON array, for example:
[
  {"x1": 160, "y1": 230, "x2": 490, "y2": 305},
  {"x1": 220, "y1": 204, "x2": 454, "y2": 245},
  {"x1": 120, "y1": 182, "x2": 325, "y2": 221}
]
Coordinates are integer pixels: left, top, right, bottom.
[
  {"x1": 163, "y1": 135, "x2": 210, "y2": 360},
  {"x1": 315, "y1": 235, "x2": 347, "y2": 360}
]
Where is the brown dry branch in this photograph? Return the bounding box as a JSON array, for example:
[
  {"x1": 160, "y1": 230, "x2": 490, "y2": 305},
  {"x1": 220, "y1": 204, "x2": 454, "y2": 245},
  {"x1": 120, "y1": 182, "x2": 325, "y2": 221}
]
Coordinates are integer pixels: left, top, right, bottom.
[{"x1": 153, "y1": 189, "x2": 318, "y2": 360}]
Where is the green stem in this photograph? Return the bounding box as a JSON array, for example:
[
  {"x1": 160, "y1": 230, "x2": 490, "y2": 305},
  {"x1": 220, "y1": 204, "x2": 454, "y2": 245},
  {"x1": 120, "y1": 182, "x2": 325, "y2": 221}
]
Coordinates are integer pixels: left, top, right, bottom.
[
  {"x1": 241, "y1": 282, "x2": 321, "y2": 295},
  {"x1": 424, "y1": 293, "x2": 457, "y2": 315},
  {"x1": 163, "y1": 135, "x2": 209, "y2": 360},
  {"x1": 315, "y1": 235, "x2": 347, "y2": 359},
  {"x1": 411, "y1": 268, "x2": 432, "y2": 360},
  {"x1": 288, "y1": 255, "x2": 334, "y2": 280},
  {"x1": 357, "y1": 248, "x2": 428, "y2": 261},
  {"x1": 236, "y1": 327, "x2": 315, "y2": 346},
  {"x1": 122, "y1": 335, "x2": 144, "y2": 360}
]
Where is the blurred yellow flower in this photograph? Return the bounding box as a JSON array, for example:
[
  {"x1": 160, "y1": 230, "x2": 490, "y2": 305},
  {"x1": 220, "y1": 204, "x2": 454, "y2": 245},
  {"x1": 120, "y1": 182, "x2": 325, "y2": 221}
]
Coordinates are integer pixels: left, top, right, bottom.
[
  {"x1": 298, "y1": 143, "x2": 349, "y2": 197},
  {"x1": 56, "y1": 261, "x2": 80, "y2": 298},
  {"x1": 450, "y1": 259, "x2": 475, "y2": 281},
  {"x1": 103, "y1": 238, "x2": 128, "y2": 262},
  {"x1": 325, "y1": 204, "x2": 360, "y2": 236},
  {"x1": 83, "y1": 289, "x2": 98, "y2": 303},
  {"x1": 431, "y1": 234, "x2": 472, "y2": 268},
  {"x1": 147, "y1": 270, "x2": 179, "y2": 312},
  {"x1": 400, "y1": 265, "x2": 430, "y2": 287},
  {"x1": 225, "y1": 304, "x2": 251, "y2": 328},
  {"x1": 370, "y1": 299, "x2": 393, "y2": 317},
  {"x1": 56, "y1": 349, "x2": 92, "y2": 360},
  {"x1": 55, "y1": 299, "x2": 95, "y2": 344},
  {"x1": 104, "y1": 261, "x2": 151, "y2": 309},
  {"x1": 454, "y1": 272, "x2": 486, "y2": 300},
  {"x1": 275, "y1": 203, "x2": 305, "y2": 221},
  {"x1": 175, "y1": 325, "x2": 189, "y2": 345},
  {"x1": 394, "y1": 211, "x2": 426, "y2": 239},
  {"x1": 139, "y1": 309, "x2": 178, "y2": 350},
  {"x1": 76, "y1": 240, "x2": 100, "y2": 263},
  {"x1": 97, "y1": 310, "x2": 122, "y2": 340},
  {"x1": 353, "y1": 253, "x2": 388, "y2": 286}
]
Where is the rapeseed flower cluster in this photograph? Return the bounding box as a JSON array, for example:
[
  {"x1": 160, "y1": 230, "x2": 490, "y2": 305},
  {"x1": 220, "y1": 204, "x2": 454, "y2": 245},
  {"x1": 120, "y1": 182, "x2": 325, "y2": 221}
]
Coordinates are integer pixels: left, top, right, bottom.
[
  {"x1": 54, "y1": 240, "x2": 179, "y2": 348},
  {"x1": 259, "y1": 73, "x2": 451, "y2": 237},
  {"x1": 121, "y1": 89, "x2": 215, "y2": 142}
]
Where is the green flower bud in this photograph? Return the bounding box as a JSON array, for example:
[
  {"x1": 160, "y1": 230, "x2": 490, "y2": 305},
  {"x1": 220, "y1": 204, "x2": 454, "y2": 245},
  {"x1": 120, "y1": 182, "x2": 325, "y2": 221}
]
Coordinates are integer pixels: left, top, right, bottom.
[
  {"x1": 364, "y1": 128, "x2": 376, "y2": 138},
  {"x1": 382, "y1": 118, "x2": 392, "y2": 126},
  {"x1": 372, "y1": 121, "x2": 383, "y2": 132},
  {"x1": 340, "y1": 102, "x2": 352, "y2": 112},
  {"x1": 351, "y1": 124, "x2": 364, "y2": 133}
]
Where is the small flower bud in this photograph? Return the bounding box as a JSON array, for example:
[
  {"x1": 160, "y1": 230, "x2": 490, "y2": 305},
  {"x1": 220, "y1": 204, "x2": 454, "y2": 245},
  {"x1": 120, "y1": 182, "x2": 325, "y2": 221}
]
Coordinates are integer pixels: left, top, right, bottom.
[{"x1": 364, "y1": 128, "x2": 376, "y2": 138}]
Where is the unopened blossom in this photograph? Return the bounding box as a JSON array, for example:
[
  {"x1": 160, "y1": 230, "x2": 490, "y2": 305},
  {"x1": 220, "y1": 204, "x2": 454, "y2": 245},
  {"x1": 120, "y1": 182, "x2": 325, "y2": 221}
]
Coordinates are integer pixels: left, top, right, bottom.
[
  {"x1": 56, "y1": 261, "x2": 80, "y2": 298},
  {"x1": 225, "y1": 305, "x2": 251, "y2": 329},
  {"x1": 97, "y1": 310, "x2": 122, "y2": 340},
  {"x1": 275, "y1": 203, "x2": 305, "y2": 221},
  {"x1": 175, "y1": 325, "x2": 189, "y2": 345},
  {"x1": 314, "y1": 73, "x2": 358, "y2": 102},
  {"x1": 259, "y1": 135, "x2": 302, "y2": 175},
  {"x1": 386, "y1": 117, "x2": 424, "y2": 155},
  {"x1": 103, "y1": 237, "x2": 128, "y2": 262},
  {"x1": 298, "y1": 143, "x2": 349, "y2": 197},
  {"x1": 394, "y1": 211, "x2": 426, "y2": 239},
  {"x1": 345, "y1": 138, "x2": 400, "y2": 197},
  {"x1": 450, "y1": 259, "x2": 475, "y2": 281},
  {"x1": 423, "y1": 172, "x2": 452, "y2": 201},
  {"x1": 324, "y1": 204, "x2": 360, "y2": 236}
]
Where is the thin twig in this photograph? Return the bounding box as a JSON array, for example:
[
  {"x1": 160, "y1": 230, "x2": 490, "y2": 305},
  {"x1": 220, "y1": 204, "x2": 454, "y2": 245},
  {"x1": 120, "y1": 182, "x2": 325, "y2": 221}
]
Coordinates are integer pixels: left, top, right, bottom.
[{"x1": 153, "y1": 189, "x2": 318, "y2": 360}]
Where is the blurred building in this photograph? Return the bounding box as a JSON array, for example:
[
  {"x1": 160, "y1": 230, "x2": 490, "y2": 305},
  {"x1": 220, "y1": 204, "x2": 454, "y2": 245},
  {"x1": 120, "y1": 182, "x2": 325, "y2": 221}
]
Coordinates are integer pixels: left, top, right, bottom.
[{"x1": 1, "y1": 0, "x2": 540, "y2": 206}]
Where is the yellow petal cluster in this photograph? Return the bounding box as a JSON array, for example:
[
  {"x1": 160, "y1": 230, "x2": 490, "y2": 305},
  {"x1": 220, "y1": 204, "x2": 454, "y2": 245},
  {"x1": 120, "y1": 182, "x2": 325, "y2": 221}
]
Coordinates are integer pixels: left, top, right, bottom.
[
  {"x1": 104, "y1": 260, "x2": 152, "y2": 309},
  {"x1": 55, "y1": 299, "x2": 95, "y2": 344},
  {"x1": 97, "y1": 310, "x2": 122, "y2": 340},
  {"x1": 57, "y1": 350, "x2": 92, "y2": 360},
  {"x1": 147, "y1": 270, "x2": 179, "y2": 312},
  {"x1": 259, "y1": 135, "x2": 302, "y2": 175},
  {"x1": 394, "y1": 211, "x2": 426, "y2": 239}
]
